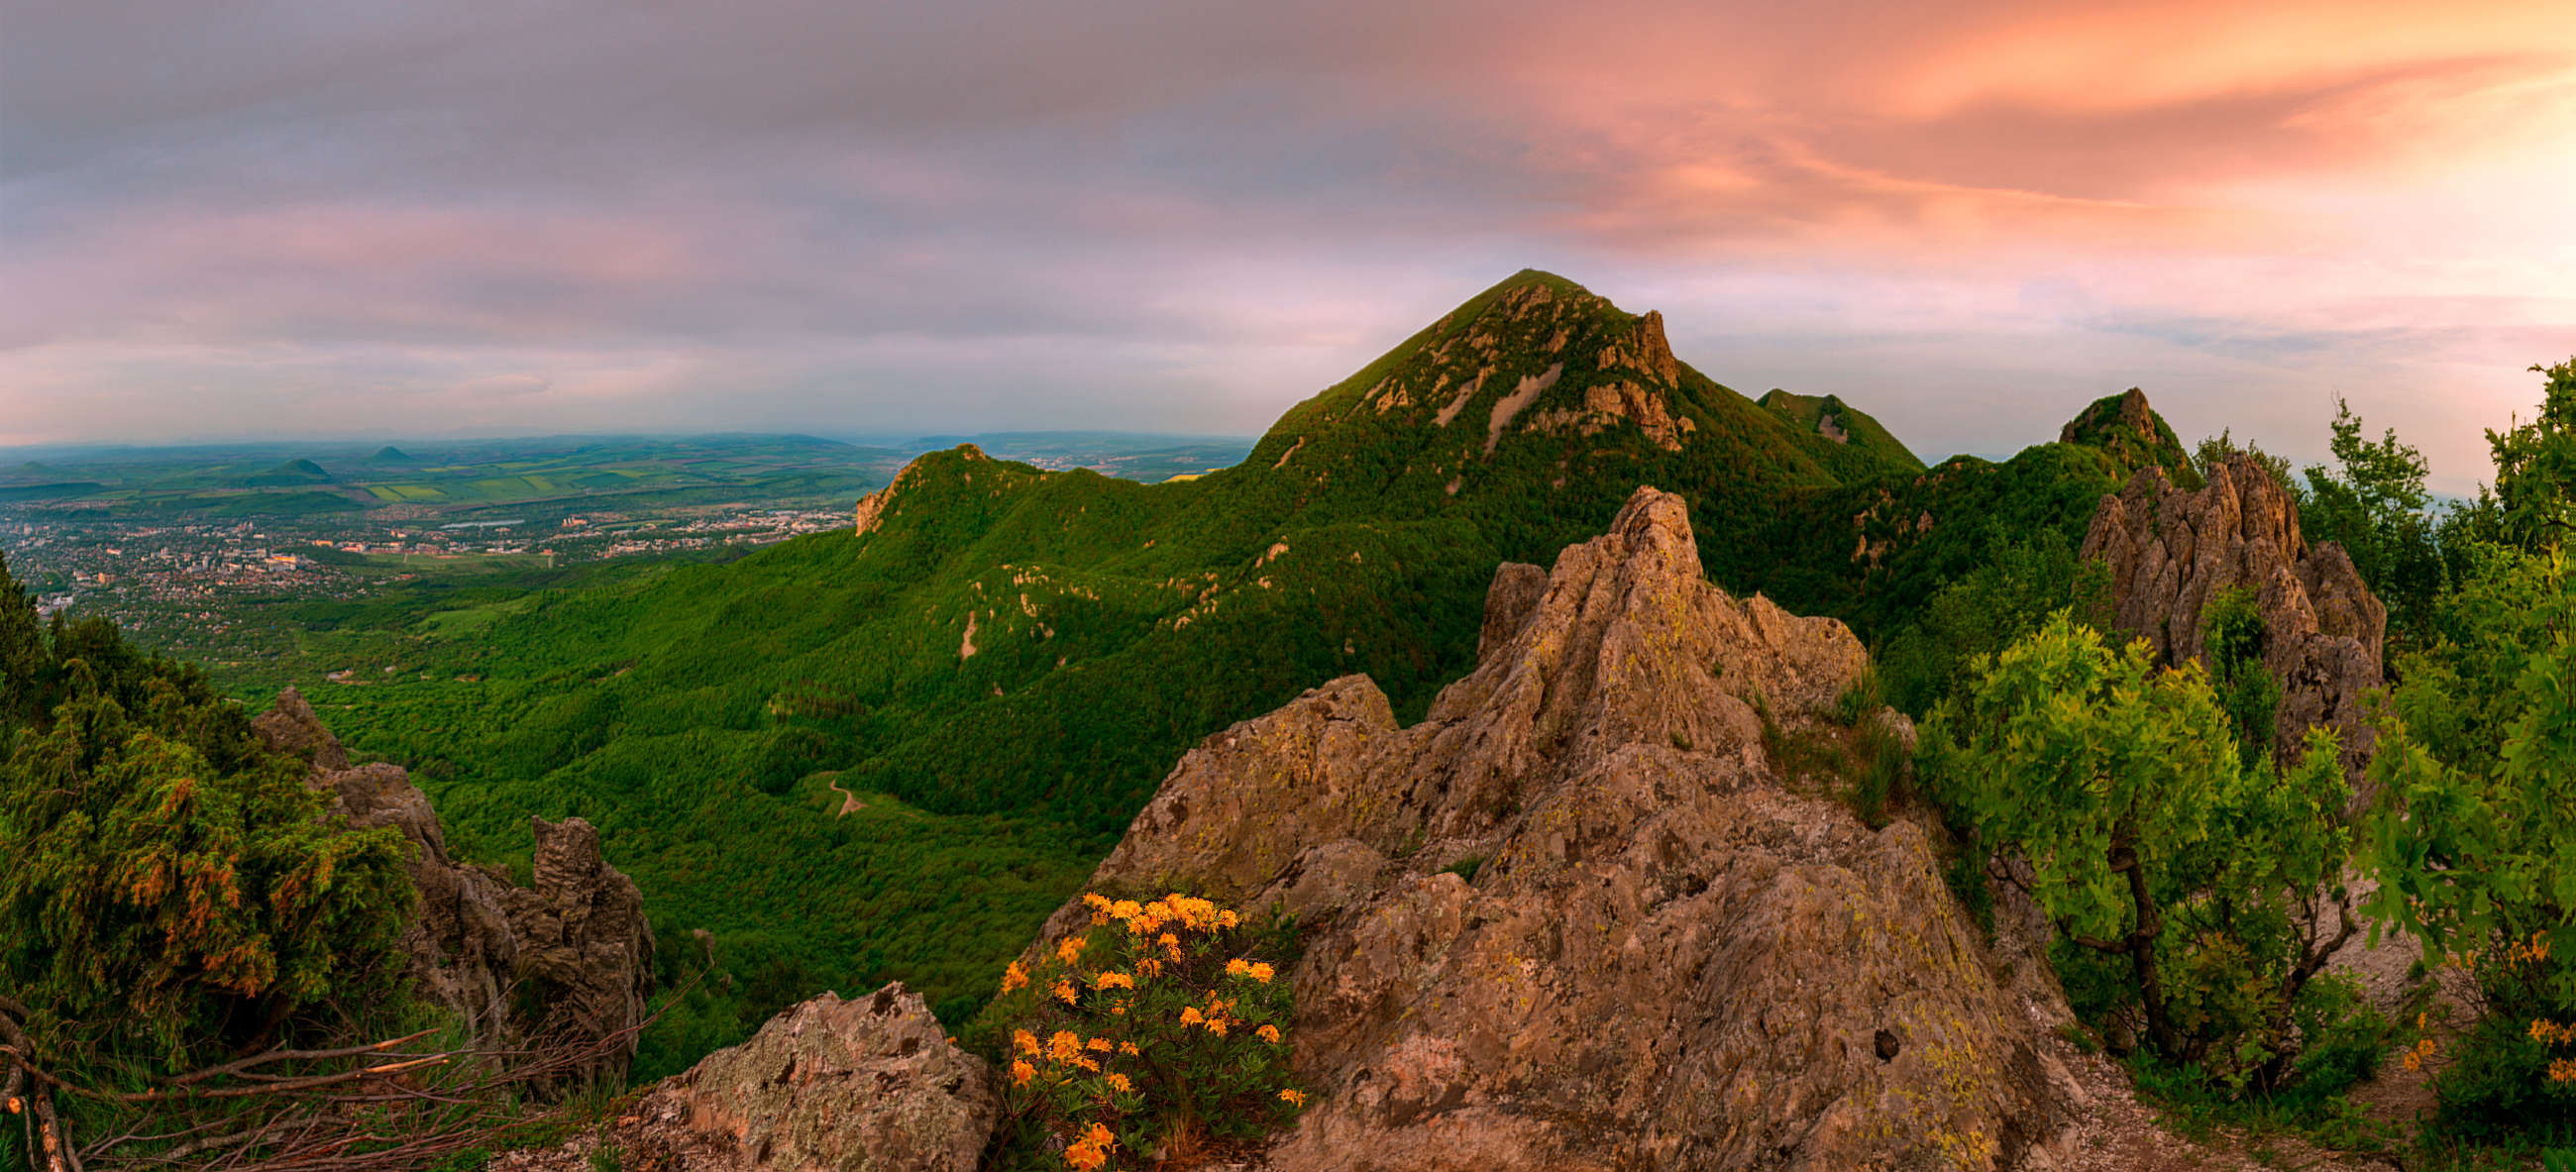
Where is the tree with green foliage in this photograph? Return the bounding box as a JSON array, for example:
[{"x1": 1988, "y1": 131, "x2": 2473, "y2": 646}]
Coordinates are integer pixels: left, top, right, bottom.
[
  {"x1": 1875, "y1": 525, "x2": 2107, "y2": 714},
  {"x1": 0, "y1": 552, "x2": 422, "y2": 1167},
  {"x1": 2363, "y1": 540, "x2": 2576, "y2": 1126},
  {"x1": 2486, "y1": 359, "x2": 2576, "y2": 549},
  {"x1": 2349, "y1": 362, "x2": 2576, "y2": 1131},
  {"x1": 2299, "y1": 396, "x2": 2444, "y2": 648},
  {"x1": 1924, "y1": 612, "x2": 2353, "y2": 1090}
]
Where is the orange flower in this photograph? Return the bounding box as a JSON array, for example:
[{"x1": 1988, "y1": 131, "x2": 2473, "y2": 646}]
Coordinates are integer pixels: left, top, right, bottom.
[
  {"x1": 1119, "y1": 1041, "x2": 1140, "y2": 1056},
  {"x1": 1207, "y1": 1016, "x2": 1230, "y2": 1036},
  {"x1": 1011, "y1": 1059, "x2": 1035, "y2": 1087},
  {"x1": 1248, "y1": 962, "x2": 1275, "y2": 984},
  {"x1": 1106, "y1": 1072, "x2": 1134, "y2": 1094},
  {"x1": 1000, "y1": 961, "x2": 1029, "y2": 995},
  {"x1": 1086, "y1": 1036, "x2": 1114, "y2": 1052},
  {"x1": 1093, "y1": 970, "x2": 1134, "y2": 991},
  {"x1": 1226, "y1": 958, "x2": 1252, "y2": 978},
  {"x1": 1049, "y1": 1030, "x2": 1084, "y2": 1064},
  {"x1": 1054, "y1": 980, "x2": 1079, "y2": 1006},
  {"x1": 1061, "y1": 1121, "x2": 1119, "y2": 1171},
  {"x1": 1279, "y1": 1088, "x2": 1307, "y2": 1107},
  {"x1": 1014, "y1": 1029, "x2": 1039, "y2": 1055},
  {"x1": 1056, "y1": 935, "x2": 1089, "y2": 966},
  {"x1": 1179, "y1": 1007, "x2": 1204, "y2": 1026},
  {"x1": 1219, "y1": 909, "x2": 1240, "y2": 930},
  {"x1": 1256, "y1": 1023, "x2": 1282, "y2": 1043}
]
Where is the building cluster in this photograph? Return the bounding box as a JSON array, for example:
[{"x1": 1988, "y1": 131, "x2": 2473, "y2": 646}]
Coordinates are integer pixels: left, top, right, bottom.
[{"x1": 0, "y1": 505, "x2": 851, "y2": 647}]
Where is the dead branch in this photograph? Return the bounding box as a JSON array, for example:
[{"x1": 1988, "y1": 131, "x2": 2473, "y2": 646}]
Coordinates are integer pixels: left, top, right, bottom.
[{"x1": 164, "y1": 1030, "x2": 440, "y2": 1086}]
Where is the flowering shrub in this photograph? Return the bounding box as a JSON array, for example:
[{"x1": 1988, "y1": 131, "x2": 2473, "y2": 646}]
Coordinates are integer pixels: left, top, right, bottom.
[{"x1": 983, "y1": 892, "x2": 1304, "y2": 1169}]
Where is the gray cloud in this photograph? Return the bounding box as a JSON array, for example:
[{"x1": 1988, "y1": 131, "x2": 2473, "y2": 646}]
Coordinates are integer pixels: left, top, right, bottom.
[{"x1": 2, "y1": 0, "x2": 2571, "y2": 495}]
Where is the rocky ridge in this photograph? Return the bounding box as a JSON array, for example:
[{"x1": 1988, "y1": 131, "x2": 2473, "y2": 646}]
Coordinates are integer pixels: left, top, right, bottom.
[
  {"x1": 1032, "y1": 485, "x2": 2078, "y2": 1170},
  {"x1": 254, "y1": 689, "x2": 656, "y2": 1076},
  {"x1": 2080, "y1": 451, "x2": 2386, "y2": 780}
]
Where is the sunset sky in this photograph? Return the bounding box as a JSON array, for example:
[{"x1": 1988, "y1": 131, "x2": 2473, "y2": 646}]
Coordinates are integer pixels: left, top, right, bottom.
[{"x1": 5, "y1": 0, "x2": 2573, "y2": 492}]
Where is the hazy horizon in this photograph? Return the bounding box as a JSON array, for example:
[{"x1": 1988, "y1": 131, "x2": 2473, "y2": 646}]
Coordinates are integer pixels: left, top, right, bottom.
[{"x1": 8, "y1": 1, "x2": 2574, "y2": 494}]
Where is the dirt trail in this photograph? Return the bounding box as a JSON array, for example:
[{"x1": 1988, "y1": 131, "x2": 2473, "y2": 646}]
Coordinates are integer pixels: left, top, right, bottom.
[{"x1": 823, "y1": 777, "x2": 863, "y2": 816}]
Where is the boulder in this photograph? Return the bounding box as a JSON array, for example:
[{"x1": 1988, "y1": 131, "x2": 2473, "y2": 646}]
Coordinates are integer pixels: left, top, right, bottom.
[
  {"x1": 664, "y1": 983, "x2": 996, "y2": 1172},
  {"x1": 2080, "y1": 452, "x2": 2386, "y2": 782},
  {"x1": 1047, "y1": 486, "x2": 2074, "y2": 1170}
]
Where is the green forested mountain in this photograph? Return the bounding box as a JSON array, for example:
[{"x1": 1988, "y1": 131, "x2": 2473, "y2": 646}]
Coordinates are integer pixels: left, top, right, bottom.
[{"x1": 293, "y1": 270, "x2": 2195, "y2": 1065}]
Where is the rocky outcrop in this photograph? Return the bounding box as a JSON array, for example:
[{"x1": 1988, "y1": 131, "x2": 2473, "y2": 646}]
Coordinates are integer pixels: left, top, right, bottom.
[
  {"x1": 253, "y1": 685, "x2": 352, "y2": 771},
  {"x1": 2080, "y1": 452, "x2": 2386, "y2": 781},
  {"x1": 1048, "y1": 486, "x2": 2076, "y2": 1171},
  {"x1": 257, "y1": 689, "x2": 655, "y2": 1077},
  {"x1": 500, "y1": 815, "x2": 658, "y2": 1073},
  {"x1": 488, "y1": 983, "x2": 998, "y2": 1172},
  {"x1": 2059, "y1": 387, "x2": 2196, "y2": 480},
  {"x1": 663, "y1": 984, "x2": 996, "y2": 1172}
]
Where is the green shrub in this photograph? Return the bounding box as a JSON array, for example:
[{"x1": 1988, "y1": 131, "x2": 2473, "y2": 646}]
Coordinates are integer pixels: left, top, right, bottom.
[
  {"x1": 2, "y1": 662, "x2": 414, "y2": 1070},
  {"x1": 2198, "y1": 585, "x2": 2279, "y2": 772},
  {"x1": 1923, "y1": 612, "x2": 2353, "y2": 1092},
  {"x1": 979, "y1": 893, "x2": 1304, "y2": 1169}
]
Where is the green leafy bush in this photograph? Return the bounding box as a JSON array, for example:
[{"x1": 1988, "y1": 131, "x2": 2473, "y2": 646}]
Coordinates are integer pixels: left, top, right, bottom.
[
  {"x1": 1922, "y1": 612, "x2": 2353, "y2": 1092},
  {"x1": 979, "y1": 892, "x2": 1303, "y2": 1169},
  {"x1": 0, "y1": 556, "x2": 415, "y2": 1071},
  {"x1": 2199, "y1": 585, "x2": 2279, "y2": 771}
]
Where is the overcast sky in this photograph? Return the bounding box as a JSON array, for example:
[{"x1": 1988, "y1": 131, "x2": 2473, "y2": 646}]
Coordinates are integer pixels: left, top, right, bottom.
[{"x1": 5, "y1": 0, "x2": 2573, "y2": 492}]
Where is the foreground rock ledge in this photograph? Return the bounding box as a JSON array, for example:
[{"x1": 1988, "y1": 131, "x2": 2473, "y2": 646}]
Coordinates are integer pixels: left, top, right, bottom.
[{"x1": 1038, "y1": 485, "x2": 2075, "y2": 1171}]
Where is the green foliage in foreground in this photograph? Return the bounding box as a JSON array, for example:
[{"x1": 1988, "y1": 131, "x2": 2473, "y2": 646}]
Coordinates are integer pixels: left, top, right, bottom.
[
  {"x1": 2357, "y1": 361, "x2": 2576, "y2": 1135},
  {"x1": 0, "y1": 552, "x2": 415, "y2": 1072},
  {"x1": 2364, "y1": 541, "x2": 2576, "y2": 1130},
  {"x1": 1924, "y1": 611, "x2": 2352, "y2": 1094},
  {"x1": 980, "y1": 894, "x2": 1303, "y2": 1170}
]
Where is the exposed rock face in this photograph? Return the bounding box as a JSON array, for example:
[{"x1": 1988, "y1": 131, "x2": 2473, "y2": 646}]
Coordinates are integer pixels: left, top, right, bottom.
[
  {"x1": 253, "y1": 685, "x2": 352, "y2": 771},
  {"x1": 2081, "y1": 452, "x2": 2386, "y2": 781},
  {"x1": 662, "y1": 983, "x2": 996, "y2": 1172},
  {"x1": 1054, "y1": 487, "x2": 2073, "y2": 1170},
  {"x1": 499, "y1": 815, "x2": 659, "y2": 1075},
  {"x1": 257, "y1": 690, "x2": 655, "y2": 1076}
]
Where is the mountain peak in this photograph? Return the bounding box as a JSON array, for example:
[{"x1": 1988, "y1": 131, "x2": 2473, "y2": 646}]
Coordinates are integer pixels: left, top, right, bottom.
[{"x1": 2058, "y1": 386, "x2": 2191, "y2": 477}]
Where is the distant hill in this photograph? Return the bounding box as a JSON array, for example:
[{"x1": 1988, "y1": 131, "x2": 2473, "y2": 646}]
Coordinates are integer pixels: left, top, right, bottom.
[
  {"x1": 242, "y1": 458, "x2": 334, "y2": 487},
  {"x1": 365, "y1": 445, "x2": 417, "y2": 465},
  {"x1": 296, "y1": 269, "x2": 2198, "y2": 1057}
]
